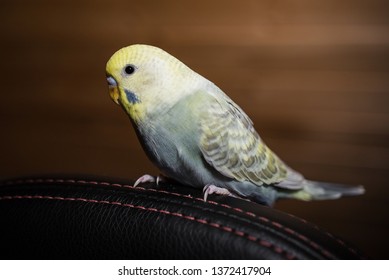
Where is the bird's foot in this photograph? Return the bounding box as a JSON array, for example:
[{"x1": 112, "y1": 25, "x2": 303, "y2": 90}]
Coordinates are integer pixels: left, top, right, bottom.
[
  {"x1": 203, "y1": 184, "x2": 238, "y2": 202},
  {"x1": 133, "y1": 174, "x2": 168, "y2": 187}
]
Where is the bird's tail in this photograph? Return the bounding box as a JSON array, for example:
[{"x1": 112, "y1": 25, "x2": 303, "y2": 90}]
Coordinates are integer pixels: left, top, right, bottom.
[{"x1": 292, "y1": 180, "x2": 365, "y2": 201}]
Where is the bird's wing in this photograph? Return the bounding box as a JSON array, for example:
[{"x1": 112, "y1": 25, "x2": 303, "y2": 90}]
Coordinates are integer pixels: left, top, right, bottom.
[{"x1": 198, "y1": 91, "x2": 301, "y2": 189}]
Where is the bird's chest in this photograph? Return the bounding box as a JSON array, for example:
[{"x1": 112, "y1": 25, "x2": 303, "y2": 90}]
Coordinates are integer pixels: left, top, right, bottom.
[{"x1": 134, "y1": 116, "x2": 199, "y2": 177}]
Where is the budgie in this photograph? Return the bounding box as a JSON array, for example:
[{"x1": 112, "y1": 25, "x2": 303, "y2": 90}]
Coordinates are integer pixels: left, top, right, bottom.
[{"x1": 105, "y1": 44, "x2": 364, "y2": 206}]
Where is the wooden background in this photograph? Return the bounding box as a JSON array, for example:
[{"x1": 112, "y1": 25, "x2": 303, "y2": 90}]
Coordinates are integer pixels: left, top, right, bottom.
[{"x1": 1, "y1": 0, "x2": 388, "y2": 258}]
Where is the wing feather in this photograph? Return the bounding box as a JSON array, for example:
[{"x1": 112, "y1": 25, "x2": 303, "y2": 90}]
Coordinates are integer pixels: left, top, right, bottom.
[{"x1": 199, "y1": 92, "x2": 293, "y2": 187}]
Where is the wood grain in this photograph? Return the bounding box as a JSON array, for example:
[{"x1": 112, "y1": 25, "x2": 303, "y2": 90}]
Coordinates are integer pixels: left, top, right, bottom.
[{"x1": 1, "y1": 0, "x2": 388, "y2": 258}]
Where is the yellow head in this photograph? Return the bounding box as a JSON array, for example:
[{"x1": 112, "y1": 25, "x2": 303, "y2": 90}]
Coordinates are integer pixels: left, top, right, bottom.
[{"x1": 105, "y1": 44, "x2": 201, "y2": 123}]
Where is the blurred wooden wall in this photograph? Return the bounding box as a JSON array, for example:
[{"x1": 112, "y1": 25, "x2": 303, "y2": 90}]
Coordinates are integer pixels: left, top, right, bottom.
[{"x1": 1, "y1": 0, "x2": 388, "y2": 258}]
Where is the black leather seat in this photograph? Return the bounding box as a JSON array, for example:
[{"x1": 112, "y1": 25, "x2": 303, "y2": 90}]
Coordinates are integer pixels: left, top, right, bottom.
[{"x1": 0, "y1": 175, "x2": 364, "y2": 259}]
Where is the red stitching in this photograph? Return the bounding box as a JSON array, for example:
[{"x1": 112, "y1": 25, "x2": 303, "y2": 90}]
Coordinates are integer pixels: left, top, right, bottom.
[
  {"x1": 1, "y1": 178, "x2": 359, "y2": 258},
  {"x1": 0, "y1": 194, "x2": 296, "y2": 259},
  {"x1": 283, "y1": 212, "x2": 359, "y2": 256}
]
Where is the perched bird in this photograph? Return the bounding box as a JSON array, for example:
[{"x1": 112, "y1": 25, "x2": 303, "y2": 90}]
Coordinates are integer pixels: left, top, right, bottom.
[{"x1": 105, "y1": 44, "x2": 364, "y2": 206}]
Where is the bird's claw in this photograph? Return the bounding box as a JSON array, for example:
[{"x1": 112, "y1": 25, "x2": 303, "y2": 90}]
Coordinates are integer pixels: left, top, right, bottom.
[
  {"x1": 134, "y1": 174, "x2": 155, "y2": 187},
  {"x1": 133, "y1": 174, "x2": 167, "y2": 187},
  {"x1": 203, "y1": 184, "x2": 237, "y2": 201}
]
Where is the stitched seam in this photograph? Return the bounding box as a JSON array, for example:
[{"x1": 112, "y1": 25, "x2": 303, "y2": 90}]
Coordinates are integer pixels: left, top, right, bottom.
[
  {"x1": 0, "y1": 194, "x2": 296, "y2": 260},
  {"x1": 1, "y1": 178, "x2": 359, "y2": 258},
  {"x1": 284, "y1": 212, "x2": 359, "y2": 257}
]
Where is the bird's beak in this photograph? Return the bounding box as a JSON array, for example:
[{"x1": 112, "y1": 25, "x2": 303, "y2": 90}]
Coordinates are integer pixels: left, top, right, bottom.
[{"x1": 106, "y1": 76, "x2": 120, "y2": 105}]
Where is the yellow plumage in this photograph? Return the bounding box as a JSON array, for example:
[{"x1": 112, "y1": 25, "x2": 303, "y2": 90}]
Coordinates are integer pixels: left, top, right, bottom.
[{"x1": 105, "y1": 44, "x2": 364, "y2": 206}]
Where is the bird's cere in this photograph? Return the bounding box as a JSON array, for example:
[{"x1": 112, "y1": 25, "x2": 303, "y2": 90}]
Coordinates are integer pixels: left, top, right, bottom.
[
  {"x1": 106, "y1": 76, "x2": 120, "y2": 105},
  {"x1": 106, "y1": 76, "x2": 118, "y2": 87}
]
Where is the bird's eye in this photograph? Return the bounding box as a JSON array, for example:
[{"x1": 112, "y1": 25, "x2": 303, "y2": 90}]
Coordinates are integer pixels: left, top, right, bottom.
[{"x1": 124, "y1": 65, "x2": 136, "y2": 75}]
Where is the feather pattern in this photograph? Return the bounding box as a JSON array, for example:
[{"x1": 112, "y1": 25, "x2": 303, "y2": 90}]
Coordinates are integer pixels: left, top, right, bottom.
[{"x1": 199, "y1": 91, "x2": 289, "y2": 187}]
